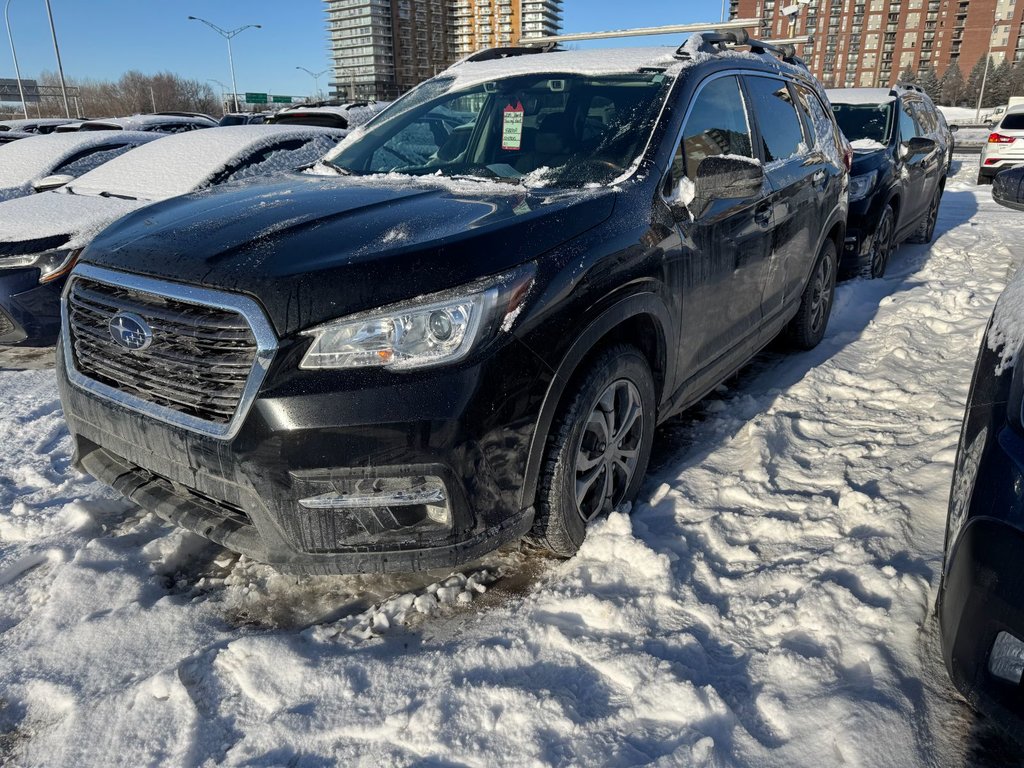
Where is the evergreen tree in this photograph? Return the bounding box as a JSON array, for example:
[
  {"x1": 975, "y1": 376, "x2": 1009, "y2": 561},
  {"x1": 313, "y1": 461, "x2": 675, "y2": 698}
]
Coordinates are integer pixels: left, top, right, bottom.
[
  {"x1": 917, "y1": 65, "x2": 941, "y2": 101},
  {"x1": 965, "y1": 55, "x2": 991, "y2": 107},
  {"x1": 940, "y1": 61, "x2": 966, "y2": 105},
  {"x1": 899, "y1": 64, "x2": 917, "y2": 84},
  {"x1": 987, "y1": 60, "x2": 1013, "y2": 107},
  {"x1": 1009, "y1": 59, "x2": 1024, "y2": 100}
]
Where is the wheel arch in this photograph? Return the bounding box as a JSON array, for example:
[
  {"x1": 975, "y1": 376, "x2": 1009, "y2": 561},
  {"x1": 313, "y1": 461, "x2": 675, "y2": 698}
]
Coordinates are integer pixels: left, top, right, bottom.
[{"x1": 518, "y1": 293, "x2": 674, "y2": 511}]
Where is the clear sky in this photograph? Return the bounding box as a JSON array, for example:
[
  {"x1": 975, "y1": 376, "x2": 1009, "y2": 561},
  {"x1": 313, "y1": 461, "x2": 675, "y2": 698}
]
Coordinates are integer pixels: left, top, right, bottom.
[{"x1": 2, "y1": 0, "x2": 725, "y2": 100}]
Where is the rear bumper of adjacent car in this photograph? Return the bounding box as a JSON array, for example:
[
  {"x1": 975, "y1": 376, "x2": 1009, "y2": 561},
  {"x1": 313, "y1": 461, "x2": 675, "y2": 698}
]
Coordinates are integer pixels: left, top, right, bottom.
[
  {"x1": 939, "y1": 426, "x2": 1024, "y2": 731},
  {"x1": 979, "y1": 153, "x2": 1024, "y2": 181},
  {"x1": 57, "y1": 334, "x2": 550, "y2": 574},
  {"x1": 0, "y1": 268, "x2": 63, "y2": 346}
]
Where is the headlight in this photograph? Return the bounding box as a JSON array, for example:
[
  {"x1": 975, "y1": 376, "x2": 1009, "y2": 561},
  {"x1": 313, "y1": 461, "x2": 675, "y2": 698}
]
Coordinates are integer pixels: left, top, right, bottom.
[
  {"x1": 0, "y1": 248, "x2": 81, "y2": 284},
  {"x1": 300, "y1": 268, "x2": 535, "y2": 371},
  {"x1": 848, "y1": 170, "x2": 877, "y2": 201}
]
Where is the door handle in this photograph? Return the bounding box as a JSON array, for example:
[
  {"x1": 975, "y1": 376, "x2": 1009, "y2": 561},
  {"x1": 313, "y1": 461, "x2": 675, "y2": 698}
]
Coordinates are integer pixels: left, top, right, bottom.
[{"x1": 754, "y1": 203, "x2": 772, "y2": 227}]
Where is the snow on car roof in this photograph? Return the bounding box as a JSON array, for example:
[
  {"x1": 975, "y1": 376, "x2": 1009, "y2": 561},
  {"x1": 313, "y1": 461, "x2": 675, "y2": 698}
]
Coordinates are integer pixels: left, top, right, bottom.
[
  {"x1": 0, "y1": 118, "x2": 76, "y2": 132},
  {"x1": 68, "y1": 124, "x2": 344, "y2": 201},
  {"x1": 826, "y1": 88, "x2": 897, "y2": 105},
  {"x1": 0, "y1": 131, "x2": 160, "y2": 189},
  {"x1": 77, "y1": 114, "x2": 216, "y2": 131},
  {"x1": 444, "y1": 47, "x2": 685, "y2": 89}
]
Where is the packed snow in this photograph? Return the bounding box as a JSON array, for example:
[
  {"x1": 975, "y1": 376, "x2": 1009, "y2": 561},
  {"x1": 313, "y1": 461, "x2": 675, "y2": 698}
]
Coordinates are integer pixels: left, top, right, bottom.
[{"x1": 1, "y1": 155, "x2": 1023, "y2": 766}]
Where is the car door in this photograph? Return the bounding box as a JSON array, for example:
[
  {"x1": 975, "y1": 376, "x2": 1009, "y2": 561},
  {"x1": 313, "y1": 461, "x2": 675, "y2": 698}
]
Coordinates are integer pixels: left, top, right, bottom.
[
  {"x1": 742, "y1": 74, "x2": 822, "y2": 321},
  {"x1": 663, "y1": 73, "x2": 772, "y2": 378},
  {"x1": 911, "y1": 100, "x2": 944, "y2": 198},
  {"x1": 896, "y1": 99, "x2": 929, "y2": 228}
]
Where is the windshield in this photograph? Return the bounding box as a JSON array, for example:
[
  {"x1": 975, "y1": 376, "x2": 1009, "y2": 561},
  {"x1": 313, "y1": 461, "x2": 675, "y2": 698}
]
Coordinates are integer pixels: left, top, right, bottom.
[
  {"x1": 832, "y1": 102, "x2": 894, "y2": 145},
  {"x1": 322, "y1": 72, "x2": 672, "y2": 187}
]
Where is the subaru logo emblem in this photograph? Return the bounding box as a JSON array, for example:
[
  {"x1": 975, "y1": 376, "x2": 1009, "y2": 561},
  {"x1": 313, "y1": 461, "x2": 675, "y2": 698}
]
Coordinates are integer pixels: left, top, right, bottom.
[{"x1": 108, "y1": 312, "x2": 153, "y2": 351}]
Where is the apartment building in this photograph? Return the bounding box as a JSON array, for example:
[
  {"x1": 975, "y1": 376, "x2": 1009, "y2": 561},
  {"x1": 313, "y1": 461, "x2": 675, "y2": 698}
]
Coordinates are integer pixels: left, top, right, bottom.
[
  {"x1": 325, "y1": 0, "x2": 562, "y2": 100},
  {"x1": 325, "y1": 0, "x2": 451, "y2": 101},
  {"x1": 451, "y1": 0, "x2": 563, "y2": 57},
  {"x1": 731, "y1": 0, "x2": 1024, "y2": 88}
]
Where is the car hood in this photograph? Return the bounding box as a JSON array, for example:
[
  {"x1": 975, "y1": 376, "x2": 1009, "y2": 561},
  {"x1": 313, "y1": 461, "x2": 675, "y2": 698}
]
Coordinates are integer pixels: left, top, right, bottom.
[
  {"x1": 0, "y1": 190, "x2": 144, "y2": 254},
  {"x1": 850, "y1": 146, "x2": 891, "y2": 176},
  {"x1": 81, "y1": 172, "x2": 617, "y2": 336}
]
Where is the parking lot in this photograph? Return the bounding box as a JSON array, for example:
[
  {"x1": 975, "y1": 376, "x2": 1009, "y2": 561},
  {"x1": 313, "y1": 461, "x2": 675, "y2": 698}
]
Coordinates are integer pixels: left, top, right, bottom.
[{"x1": 0, "y1": 153, "x2": 1019, "y2": 766}]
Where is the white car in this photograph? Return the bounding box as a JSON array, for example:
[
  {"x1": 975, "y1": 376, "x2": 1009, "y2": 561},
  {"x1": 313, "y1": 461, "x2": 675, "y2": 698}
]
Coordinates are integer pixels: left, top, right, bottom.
[
  {"x1": 0, "y1": 125, "x2": 345, "y2": 346},
  {"x1": 0, "y1": 131, "x2": 162, "y2": 203},
  {"x1": 980, "y1": 105, "x2": 1024, "y2": 184},
  {"x1": 72, "y1": 114, "x2": 218, "y2": 133}
]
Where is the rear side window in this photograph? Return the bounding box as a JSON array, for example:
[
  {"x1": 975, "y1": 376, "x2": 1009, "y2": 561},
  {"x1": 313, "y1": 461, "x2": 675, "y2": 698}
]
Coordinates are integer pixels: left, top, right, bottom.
[
  {"x1": 744, "y1": 76, "x2": 806, "y2": 163},
  {"x1": 793, "y1": 84, "x2": 839, "y2": 153},
  {"x1": 673, "y1": 75, "x2": 753, "y2": 180},
  {"x1": 54, "y1": 145, "x2": 132, "y2": 177},
  {"x1": 911, "y1": 101, "x2": 938, "y2": 134},
  {"x1": 1001, "y1": 113, "x2": 1024, "y2": 130},
  {"x1": 221, "y1": 136, "x2": 340, "y2": 184}
]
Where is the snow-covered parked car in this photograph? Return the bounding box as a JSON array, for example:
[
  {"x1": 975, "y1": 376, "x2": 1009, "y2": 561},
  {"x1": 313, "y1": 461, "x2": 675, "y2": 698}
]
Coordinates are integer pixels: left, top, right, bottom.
[
  {"x1": 73, "y1": 113, "x2": 217, "y2": 133},
  {"x1": 268, "y1": 101, "x2": 389, "y2": 130},
  {"x1": 0, "y1": 130, "x2": 162, "y2": 203},
  {"x1": 0, "y1": 130, "x2": 34, "y2": 145},
  {"x1": 0, "y1": 117, "x2": 77, "y2": 134},
  {"x1": 55, "y1": 31, "x2": 849, "y2": 575},
  {"x1": 939, "y1": 164, "x2": 1024, "y2": 738},
  {"x1": 0, "y1": 125, "x2": 345, "y2": 346},
  {"x1": 828, "y1": 84, "x2": 950, "y2": 278}
]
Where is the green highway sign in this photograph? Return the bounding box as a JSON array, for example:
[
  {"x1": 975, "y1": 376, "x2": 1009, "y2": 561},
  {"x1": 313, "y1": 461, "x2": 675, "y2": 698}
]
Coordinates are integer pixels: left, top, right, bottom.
[
  {"x1": 245, "y1": 92, "x2": 268, "y2": 104},
  {"x1": 272, "y1": 95, "x2": 293, "y2": 104}
]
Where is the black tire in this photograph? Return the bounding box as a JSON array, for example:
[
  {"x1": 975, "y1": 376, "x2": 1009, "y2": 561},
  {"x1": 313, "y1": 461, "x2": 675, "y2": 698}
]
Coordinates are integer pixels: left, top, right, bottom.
[
  {"x1": 787, "y1": 238, "x2": 837, "y2": 351},
  {"x1": 908, "y1": 187, "x2": 941, "y2": 244},
  {"x1": 530, "y1": 344, "x2": 656, "y2": 557},
  {"x1": 859, "y1": 204, "x2": 895, "y2": 279},
  {"x1": 977, "y1": 171, "x2": 992, "y2": 186}
]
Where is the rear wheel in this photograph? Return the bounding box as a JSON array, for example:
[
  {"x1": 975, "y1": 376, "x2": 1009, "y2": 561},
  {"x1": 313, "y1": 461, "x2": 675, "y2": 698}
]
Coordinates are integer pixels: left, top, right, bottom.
[
  {"x1": 787, "y1": 238, "x2": 837, "y2": 350},
  {"x1": 860, "y1": 204, "x2": 895, "y2": 279},
  {"x1": 530, "y1": 344, "x2": 656, "y2": 557}
]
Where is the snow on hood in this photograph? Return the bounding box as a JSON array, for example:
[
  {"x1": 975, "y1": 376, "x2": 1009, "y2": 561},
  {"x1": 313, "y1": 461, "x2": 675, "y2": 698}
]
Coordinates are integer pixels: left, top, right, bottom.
[
  {"x1": 66, "y1": 125, "x2": 342, "y2": 202},
  {"x1": 989, "y1": 267, "x2": 1024, "y2": 373},
  {"x1": 0, "y1": 191, "x2": 142, "y2": 251},
  {"x1": 0, "y1": 131, "x2": 158, "y2": 189}
]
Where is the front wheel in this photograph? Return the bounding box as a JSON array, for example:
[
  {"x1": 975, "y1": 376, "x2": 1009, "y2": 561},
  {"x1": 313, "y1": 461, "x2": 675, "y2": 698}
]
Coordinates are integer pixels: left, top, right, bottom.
[
  {"x1": 787, "y1": 238, "x2": 837, "y2": 350},
  {"x1": 860, "y1": 204, "x2": 895, "y2": 279},
  {"x1": 909, "y1": 187, "x2": 941, "y2": 244},
  {"x1": 530, "y1": 344, "x2": 656, "y2": 557}
]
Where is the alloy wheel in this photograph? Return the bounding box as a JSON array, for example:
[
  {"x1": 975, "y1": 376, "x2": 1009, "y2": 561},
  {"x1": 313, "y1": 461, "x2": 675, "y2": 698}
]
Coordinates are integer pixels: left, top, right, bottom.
[
  {"x1": 574, "y1": 379, "x2": 644, "y2": 522},
  {"x1": 871, "y1": 208, "x2": 894, "y2": 278},
  {"x1": 810, "y1": 251, "x2": 834, "y2": 335}
]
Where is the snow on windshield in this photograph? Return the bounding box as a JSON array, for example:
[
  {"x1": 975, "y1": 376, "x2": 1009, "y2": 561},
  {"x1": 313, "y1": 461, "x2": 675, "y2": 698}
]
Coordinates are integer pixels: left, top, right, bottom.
[
  {"x1": 0, "y1": 132, "x2": 156, "y2": 190},
  {"x1": 68, "y1": 126, "x2": 339, "y2": 201}
]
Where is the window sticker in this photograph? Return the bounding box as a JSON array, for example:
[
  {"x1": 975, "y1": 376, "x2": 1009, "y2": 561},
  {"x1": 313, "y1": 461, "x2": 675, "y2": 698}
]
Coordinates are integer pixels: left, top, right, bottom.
[{"x1": 502, "y1": 101, "x2": 525, "y2": 151}]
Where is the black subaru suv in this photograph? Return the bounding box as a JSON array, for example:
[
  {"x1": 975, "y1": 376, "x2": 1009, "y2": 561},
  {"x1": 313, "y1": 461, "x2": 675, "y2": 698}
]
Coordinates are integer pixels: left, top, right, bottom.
[
  {"x1": 827, "y1": 84, "x2": 951, "y2": 278},
  {"x1": 57, "y1": 32, "x2": 849, "y2": 574}
]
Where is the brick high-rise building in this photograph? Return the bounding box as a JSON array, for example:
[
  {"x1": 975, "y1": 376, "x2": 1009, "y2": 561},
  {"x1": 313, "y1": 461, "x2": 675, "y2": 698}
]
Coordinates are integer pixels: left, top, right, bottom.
[
  {"x1": 325, "y1": 0, "x2": 563, "y2": 102},
  {"x1": 451, "y1": 0, "x2": 563, "y2": 57},
  {"x1": 730, "y1": 0, "x2": 1024, "y2": 88}
]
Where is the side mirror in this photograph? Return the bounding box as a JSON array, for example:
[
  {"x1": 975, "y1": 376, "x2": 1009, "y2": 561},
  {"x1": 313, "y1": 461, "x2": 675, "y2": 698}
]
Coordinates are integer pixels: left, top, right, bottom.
[
  {"x1": 903, "y1": 136, "x2": 936, "y2": 156},
  {"x1": 686, "y1": 155, "x2": 764, "y2": 216},
  {"x1": 32, "y1": 174, "x2": 75, "y2": 192},
  {"x1": 948, "y1": 124, "x2": 959, "y2": 133},
  {"x1": 993, "y1": 166, "x2": 1024, "y2": 212}
]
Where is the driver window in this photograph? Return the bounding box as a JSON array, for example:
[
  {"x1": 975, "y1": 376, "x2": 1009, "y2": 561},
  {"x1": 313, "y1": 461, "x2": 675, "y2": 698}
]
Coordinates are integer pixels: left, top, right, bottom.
[
  {"x1": 898, "y1": 103, "x2": 922, "y2": 141},
  {"x1": 671, "y1": 75, "x2": 753, "y2": 184}
]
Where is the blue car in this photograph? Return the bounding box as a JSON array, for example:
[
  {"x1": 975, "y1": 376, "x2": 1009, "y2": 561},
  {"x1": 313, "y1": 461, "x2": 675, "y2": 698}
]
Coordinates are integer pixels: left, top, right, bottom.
[{"x1": 938, "y1": 164, "x2": 1024, "y2": 733}]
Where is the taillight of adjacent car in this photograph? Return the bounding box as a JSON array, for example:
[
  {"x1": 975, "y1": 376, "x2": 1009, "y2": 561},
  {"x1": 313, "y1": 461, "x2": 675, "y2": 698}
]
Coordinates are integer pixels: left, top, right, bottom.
[{"x1": 989, "y1": 133, "x2": 1018, "y2": 144}]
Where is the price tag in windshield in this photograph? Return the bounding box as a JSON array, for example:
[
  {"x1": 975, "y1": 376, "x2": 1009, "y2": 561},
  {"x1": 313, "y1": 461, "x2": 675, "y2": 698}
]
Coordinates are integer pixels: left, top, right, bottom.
[{"x1": 502, "y1": 102, "x2": 525, "y2": 151}]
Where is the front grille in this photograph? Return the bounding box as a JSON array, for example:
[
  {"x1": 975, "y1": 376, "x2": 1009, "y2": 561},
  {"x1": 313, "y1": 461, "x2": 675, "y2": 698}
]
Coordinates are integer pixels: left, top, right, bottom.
[{"x1": 67, "y1": 276, "x2": 258, "y2": 425}]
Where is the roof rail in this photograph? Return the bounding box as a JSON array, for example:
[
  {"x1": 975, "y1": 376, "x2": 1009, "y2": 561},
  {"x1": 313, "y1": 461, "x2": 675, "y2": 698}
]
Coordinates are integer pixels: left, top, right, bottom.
[
  {"x1": 518, "y1": 18, "x2": 759, "y2": 47},
  {"x1": 678, "y1": 30, "x2": 810, "y2": 68},
  {"x1": 893, "y1": 82, "x2": 925, "y2": 94},
  {"x1": 461, "y1": 45, "x2": 556, "y2": 63}
]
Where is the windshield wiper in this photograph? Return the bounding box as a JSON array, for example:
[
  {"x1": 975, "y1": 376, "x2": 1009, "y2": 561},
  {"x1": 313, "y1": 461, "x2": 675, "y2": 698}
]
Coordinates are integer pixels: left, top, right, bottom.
[
  {"x1": 317, "y1": 159, "x2": 352, "y2": 176},
  {"x1": 97, "y1": 190, "x2": 138, "y2": 200}
]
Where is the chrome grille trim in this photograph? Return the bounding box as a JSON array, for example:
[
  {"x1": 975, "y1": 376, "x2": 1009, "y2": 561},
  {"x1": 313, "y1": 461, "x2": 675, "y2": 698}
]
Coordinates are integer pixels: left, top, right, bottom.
[{"x1": 62, "y1": 264, "x2": 279, "y2": 440}]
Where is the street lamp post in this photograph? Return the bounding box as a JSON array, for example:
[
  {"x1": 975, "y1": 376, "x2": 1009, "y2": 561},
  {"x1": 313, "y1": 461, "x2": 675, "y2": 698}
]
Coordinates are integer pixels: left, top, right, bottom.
[
  {"x1": 207, "y1": 78, "x2": 228, "y2": 116},
  {"x1": 296, "y1": 66, "x2": 329, "y2": 102},
  {"x1": 976, "y1": 15, "x2": 1010, "y2": 122},
  {"x1": 43, "y1": 0, "x2": 70, "y2": 117},
  {"x1": 3, "y1": 0, "x2": 28, "y2": 118},
  {"x1": 187, "y1": 16, "x2": 261, "y2": 113}
]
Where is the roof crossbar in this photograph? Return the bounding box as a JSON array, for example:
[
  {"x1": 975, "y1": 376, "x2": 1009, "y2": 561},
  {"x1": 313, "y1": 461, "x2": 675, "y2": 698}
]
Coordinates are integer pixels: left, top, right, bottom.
[{"x1": 518, "y1": 18, "x2": 760, "y2": 47}]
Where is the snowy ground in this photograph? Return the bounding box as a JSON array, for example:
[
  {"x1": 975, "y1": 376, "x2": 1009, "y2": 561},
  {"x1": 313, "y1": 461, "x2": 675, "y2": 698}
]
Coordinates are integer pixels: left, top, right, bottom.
[{"x1": 2, "y1": 154, "x2": 1023, "y2": 767}]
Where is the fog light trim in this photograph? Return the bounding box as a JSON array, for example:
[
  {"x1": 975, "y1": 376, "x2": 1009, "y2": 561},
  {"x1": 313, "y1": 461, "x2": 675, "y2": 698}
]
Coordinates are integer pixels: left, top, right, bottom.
[{"x1": 988, "y1": 631, "x2": 1024, "y2": 684}]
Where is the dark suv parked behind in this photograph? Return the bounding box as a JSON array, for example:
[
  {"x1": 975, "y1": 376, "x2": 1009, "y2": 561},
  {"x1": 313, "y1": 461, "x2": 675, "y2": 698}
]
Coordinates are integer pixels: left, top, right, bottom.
[
  {"x1": 828, "y1": 84, "x2": 950, "y2": 278},
  {"x1": 58, "y1": 32, "x2": 849, "y2": 574}
]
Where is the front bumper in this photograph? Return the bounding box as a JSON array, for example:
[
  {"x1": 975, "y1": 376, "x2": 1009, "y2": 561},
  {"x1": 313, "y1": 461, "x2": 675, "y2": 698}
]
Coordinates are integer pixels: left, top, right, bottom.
[
  {"x1": 0, "y1": 268, "x2": 63, "y2": 346},
  {"x1": 58, "y1": 336, "x2": 550, "y2": 574}
]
